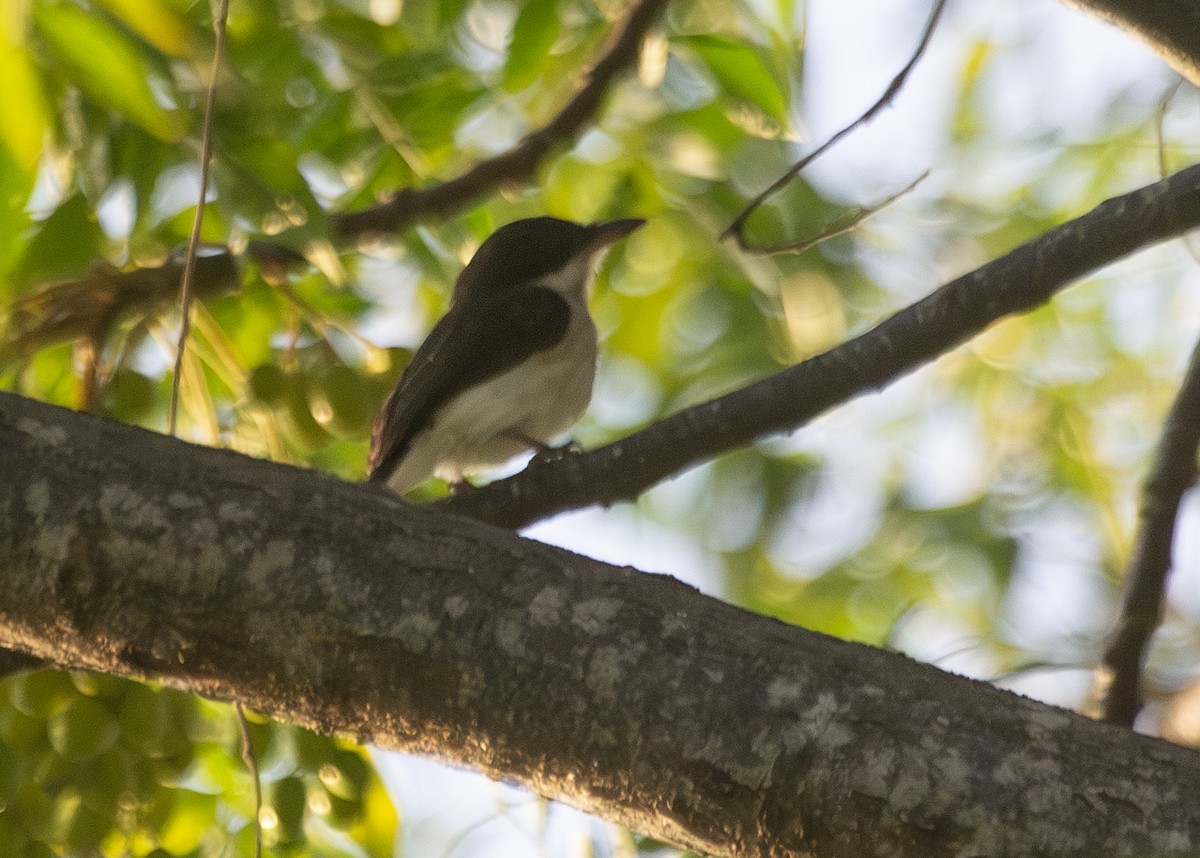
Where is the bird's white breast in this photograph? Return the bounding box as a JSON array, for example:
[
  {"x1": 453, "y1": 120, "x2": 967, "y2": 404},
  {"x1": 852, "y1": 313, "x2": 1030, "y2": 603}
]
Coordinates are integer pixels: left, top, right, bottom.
[{"x1": 384, "y1": 290, "x2": 598, "y2": 492}]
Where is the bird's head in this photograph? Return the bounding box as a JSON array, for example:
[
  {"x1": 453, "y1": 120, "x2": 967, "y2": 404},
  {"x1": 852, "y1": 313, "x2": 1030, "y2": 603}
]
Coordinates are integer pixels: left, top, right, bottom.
[{"x1": 452, "y1": 216, "x2": 644, "y2": 304}]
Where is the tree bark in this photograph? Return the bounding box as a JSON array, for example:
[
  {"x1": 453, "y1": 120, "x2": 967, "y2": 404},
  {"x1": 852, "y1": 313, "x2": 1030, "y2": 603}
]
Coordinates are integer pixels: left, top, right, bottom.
[{"x1": 2, "y1": 392, "x2": 1200, "y2": 857}]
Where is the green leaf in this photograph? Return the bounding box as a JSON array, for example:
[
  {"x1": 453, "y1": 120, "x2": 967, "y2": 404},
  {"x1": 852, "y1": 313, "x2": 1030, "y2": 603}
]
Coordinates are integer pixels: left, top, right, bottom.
[
  {"x1": 32, "y1": 1, "x2": 188, "y2": 142},
  {"x1": 156, "y1": 789, "x2": 217, "y2": 855},
  {"x1": 270, "y1": 776, "x2": 308, "y2": 846},
  {"x1": 680, "y1": 34, "x2": 789, "y2": 126},
  {"x1": 503, "y1": 0, "x2": 559, "y2": 91},
  {"x1": 48, "y1": 697, "x2": 120, "y2": 761},
  {"x1": 349, "y1": 769, "x2": 400, "y2": 858},
  {"x1": 15, "y1": 193, "x2": 105, "y2": 289},
  {"x1": 0, "y1": 743, "x2": 23, "y2": 805},
  {"x1": 0, "y1": 33, "x2": 50, "y2": 172},
  {"x1": 92, "y1": 0, "x2": 198, "y2": 58},
  {"x1": 6, "y1": 669, "x2": 76, "y2": 718},
  {"x1": 0, "y1": 144, "x2": 34, "y2": 283}
]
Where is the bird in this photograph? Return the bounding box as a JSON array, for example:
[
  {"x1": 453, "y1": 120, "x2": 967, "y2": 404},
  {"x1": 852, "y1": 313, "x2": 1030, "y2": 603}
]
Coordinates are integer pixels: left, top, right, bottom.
[{"x1": 368, "y1": 215, "x2": 645, "y2": 494}]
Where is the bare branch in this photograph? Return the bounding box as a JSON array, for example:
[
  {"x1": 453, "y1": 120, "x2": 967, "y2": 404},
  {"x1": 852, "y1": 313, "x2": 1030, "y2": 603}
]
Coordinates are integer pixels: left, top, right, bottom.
[
  {"x1": 722, "y1": 0, "x2": 946, "y2": 250},
  {"x1": 1102, "y1": 333, "x2": 1200, "y2": 726},
  {"x1": 444, "y1": 163, "x2": 1200, "y2": 529}
]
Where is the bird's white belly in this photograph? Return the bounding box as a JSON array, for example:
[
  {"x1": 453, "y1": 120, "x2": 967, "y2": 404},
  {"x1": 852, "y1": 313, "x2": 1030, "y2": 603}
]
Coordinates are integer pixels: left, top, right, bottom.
[{"x1": 389, "y1": 309, "x2": 597, "y2": 490}]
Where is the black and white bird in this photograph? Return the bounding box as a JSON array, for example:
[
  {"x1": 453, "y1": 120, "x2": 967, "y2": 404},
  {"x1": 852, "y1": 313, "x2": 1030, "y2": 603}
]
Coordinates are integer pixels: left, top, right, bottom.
[{"x1": 367, "y1": 216, "x2": 644, "y2": 493}]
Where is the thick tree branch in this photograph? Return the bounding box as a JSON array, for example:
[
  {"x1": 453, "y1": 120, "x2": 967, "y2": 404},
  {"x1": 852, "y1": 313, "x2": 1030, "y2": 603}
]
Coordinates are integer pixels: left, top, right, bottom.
[
  {"x1": 1060, "y1": 0, "x2": 1200, "y2": 85},
  {"x1": 1103, "y1": 332, "x2": 1200, "y2": 726},
  {"x1": 444, "y1": 164, "x2": 1200, "y2": 529},
  {"x1": 2, "y1": 392, "x2": 1200, "y2": 857}
]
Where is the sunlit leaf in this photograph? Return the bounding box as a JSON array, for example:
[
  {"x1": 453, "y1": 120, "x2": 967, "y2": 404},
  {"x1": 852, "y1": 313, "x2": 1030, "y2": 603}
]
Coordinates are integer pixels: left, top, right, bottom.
[
  {"x1": 350, "y1": 766, "x2": 400, "y2": 858},
  {"x1": 92, "y1": 0, "x2": 197, "y2": 58},
  {"x1": 503, "y1": 0, "x2": 559, "y2": 90},
  {"x1": 32, "y1": 1, "x2": 188, "y2": 142},
  {"x1": 678, "y1": 34, "x2": 789, "y2": 126},
  {"x1": 14, "y1": 194, "x2": 106, "y2": 289},
  {"x1": 0, "y1": 145, "x2": 34, "y2": 282},
  {"x1": 0, "y1": 35, "x2": 49, "y2": 172},
  {"x1": 155, "y1": 789, "x2": 217, "y2": 855}
]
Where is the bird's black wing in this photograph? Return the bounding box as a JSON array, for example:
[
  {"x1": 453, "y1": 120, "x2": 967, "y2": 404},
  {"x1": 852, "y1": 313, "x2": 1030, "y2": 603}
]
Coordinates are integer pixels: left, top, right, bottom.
[{"x1": 367, "y1": 285, "x2": 571, "y2": 484}]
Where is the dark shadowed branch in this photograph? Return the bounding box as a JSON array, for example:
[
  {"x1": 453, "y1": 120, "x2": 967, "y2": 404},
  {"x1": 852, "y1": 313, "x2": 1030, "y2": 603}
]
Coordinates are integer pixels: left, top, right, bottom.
[
  {"x1": 444, "y1": 163, "x2": 1200, "y2": 529},
  {"x1": 1103, "y1": 333, "x2": 1200, "y2": 726},
  {"x1": 0, "y1": 252, "x2": 240, "y2": 367}
]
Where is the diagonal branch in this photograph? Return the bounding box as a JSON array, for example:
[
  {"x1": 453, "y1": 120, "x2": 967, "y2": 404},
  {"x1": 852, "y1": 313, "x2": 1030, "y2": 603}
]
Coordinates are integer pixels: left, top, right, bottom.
[
  {"x1": 444, "y1": 163, "x2": 1200, "y2": 529},
  {"x1": 1102, "y1": 332, "x2": 1200, "y2": 727},
  {"x1": 329, "y1": 0, "x2": 670, "y2": 240}
]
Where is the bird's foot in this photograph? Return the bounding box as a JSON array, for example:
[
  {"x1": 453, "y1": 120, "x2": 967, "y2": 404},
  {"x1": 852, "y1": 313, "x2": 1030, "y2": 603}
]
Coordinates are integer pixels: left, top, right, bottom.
[
  {"x1": 531, "y1": 438, "x2": 582, "y2": 464},
  {"x1": 500, "y1": 430, "x2": 582, "y2": 464}
]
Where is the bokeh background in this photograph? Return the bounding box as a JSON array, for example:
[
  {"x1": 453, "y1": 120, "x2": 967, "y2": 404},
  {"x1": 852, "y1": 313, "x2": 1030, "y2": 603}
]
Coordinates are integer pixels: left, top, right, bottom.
[{"x1": 1, "y1": 0, "x2": 1198, "y2": 854}]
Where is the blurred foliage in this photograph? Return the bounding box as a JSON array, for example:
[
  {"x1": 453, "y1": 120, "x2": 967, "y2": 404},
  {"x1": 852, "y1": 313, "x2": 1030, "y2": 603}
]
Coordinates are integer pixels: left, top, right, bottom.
[
  {"x1": 1, "y1": 0, "x2": 1198, "y2": 854},
  {"x1": 0, "y1": 669, "x2": 396, "y2": 857}
]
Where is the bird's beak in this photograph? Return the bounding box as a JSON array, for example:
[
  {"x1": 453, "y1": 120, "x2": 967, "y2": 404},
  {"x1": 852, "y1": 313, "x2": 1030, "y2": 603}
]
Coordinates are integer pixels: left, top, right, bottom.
[{"x1": 588, "y1": 218, "x2": 646, "y2": 249}]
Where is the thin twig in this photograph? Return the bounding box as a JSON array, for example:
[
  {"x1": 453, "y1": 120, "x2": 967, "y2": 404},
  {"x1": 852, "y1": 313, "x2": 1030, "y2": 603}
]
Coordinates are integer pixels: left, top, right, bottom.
[
  {"x1": 741, "y1": 170, "x2": 928, "y2": 255},
  {"x1": 441, "y1": 163, "x2": 1200, "y2": 530},
  {"x1": 722, "y1": 0, "x2": 947, "y2": 250},
  {"x1": 236, "y1": 702, "x2": 264, "y2": 858},
  {"x1": 1102, "y1": 333, "x2": 1200, "y2": 727},
  {"x1": 167, "y1": 0, "x2": 231, "y2": 436}
]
